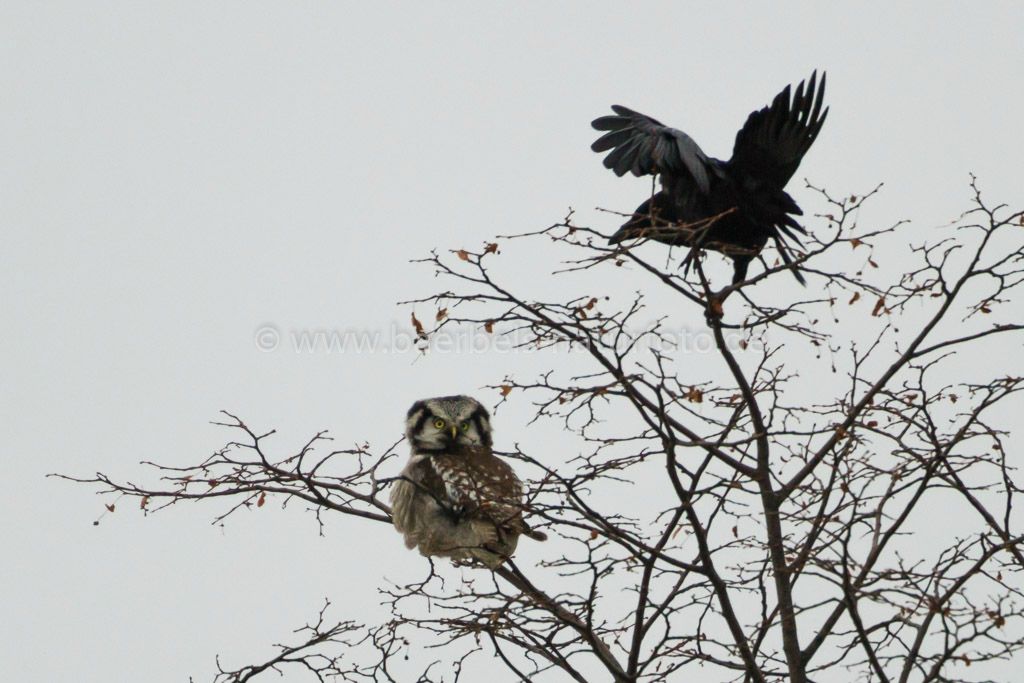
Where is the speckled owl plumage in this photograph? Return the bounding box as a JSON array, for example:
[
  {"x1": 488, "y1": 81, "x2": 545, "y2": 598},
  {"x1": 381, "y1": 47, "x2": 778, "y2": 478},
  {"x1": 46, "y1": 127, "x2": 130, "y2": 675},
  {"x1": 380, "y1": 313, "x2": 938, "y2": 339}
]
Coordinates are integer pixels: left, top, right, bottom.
[{"x1": 389, "y1": 395, "x2": 546, "y2": 568}]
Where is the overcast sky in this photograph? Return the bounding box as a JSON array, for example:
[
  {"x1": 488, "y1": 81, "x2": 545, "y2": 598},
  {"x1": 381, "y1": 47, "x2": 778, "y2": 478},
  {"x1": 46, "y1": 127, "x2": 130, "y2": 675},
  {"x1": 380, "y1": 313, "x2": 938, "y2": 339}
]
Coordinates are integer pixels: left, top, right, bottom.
[{"x1": 2, "y1": 2, "x2": 1022, "y2": 681}]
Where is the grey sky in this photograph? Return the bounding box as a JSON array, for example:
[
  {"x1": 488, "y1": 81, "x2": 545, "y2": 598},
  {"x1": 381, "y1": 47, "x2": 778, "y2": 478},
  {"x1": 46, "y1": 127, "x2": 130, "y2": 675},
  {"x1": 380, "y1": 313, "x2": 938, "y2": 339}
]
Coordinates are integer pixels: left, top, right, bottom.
[{"x1": 2, "y1": 2, "x2": 1022, "y2": 681}]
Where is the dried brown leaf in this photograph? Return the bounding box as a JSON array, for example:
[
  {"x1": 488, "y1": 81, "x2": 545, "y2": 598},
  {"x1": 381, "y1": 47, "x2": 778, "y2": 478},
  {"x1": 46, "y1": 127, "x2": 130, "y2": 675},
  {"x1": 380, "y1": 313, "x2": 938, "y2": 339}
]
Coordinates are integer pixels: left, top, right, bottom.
[{"x1": 411, "y1": 312, "x2": 425, "y2": 337}]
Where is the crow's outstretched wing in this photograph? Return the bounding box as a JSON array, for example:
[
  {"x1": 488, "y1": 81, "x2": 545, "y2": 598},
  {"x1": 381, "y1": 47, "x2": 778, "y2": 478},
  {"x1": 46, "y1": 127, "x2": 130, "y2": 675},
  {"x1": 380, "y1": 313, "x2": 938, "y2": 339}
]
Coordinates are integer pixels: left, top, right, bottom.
[
  {"x1": 591, "y1": 106, "x2": 712, "y2": 194},
  {"x1": 729, "y1": 71, "x2": 828, "y2": 189}
]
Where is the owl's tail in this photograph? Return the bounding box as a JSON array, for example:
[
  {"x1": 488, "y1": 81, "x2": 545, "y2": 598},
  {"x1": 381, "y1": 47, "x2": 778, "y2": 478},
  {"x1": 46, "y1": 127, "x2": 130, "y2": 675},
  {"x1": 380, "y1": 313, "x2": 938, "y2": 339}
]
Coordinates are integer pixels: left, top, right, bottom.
[{"x1": 517, "y1": 522, "x2": 548, "y2": 542}]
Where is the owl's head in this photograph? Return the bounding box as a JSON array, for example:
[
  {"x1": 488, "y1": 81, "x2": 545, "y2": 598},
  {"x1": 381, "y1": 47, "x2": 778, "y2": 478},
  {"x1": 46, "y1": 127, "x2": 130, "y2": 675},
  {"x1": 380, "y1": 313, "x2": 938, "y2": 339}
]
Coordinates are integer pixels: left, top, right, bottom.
[{"x1": 405, "y1": 395, "x2": 492, "y2": 453}]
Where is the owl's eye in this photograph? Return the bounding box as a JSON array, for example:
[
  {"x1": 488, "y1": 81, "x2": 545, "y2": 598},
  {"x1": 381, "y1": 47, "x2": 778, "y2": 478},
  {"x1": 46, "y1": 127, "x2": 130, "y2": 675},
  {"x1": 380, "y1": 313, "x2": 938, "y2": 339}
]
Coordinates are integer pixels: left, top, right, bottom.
[
  {"x1": 461, "y1": 422, "x2": 470, "y2": 432},
  {"x1": 433, "y1": 419, "x2": 446, "y2": 430}
]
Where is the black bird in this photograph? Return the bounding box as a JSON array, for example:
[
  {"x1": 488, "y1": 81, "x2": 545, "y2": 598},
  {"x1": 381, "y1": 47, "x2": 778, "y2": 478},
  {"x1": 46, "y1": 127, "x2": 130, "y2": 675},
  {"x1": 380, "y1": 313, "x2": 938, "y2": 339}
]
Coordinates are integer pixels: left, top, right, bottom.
[{"x1": 591, "y1": 72, "x2": 828, "y2": 286}]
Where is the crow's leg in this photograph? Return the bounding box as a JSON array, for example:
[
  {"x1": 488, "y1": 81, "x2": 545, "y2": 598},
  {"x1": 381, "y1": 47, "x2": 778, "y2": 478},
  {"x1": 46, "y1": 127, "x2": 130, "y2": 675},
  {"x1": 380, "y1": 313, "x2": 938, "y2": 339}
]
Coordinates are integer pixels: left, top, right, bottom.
[{"x1": 731, "y1": 255, "x2": 753, "y2": 285}]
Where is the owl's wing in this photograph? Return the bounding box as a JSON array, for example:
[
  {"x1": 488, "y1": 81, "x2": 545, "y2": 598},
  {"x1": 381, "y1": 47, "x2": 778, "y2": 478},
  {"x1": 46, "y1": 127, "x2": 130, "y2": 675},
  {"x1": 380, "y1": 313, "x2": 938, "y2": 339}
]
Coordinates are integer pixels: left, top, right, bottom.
[
  {"x1": 434, "y1": 457, "x2": 518, "y2": 523},
  {"x1": 476, "y1": 465, "x2": 524, "y2": 528},
  {"x1": 475, "y1": 459, "x2": 547, "y2": 541}
]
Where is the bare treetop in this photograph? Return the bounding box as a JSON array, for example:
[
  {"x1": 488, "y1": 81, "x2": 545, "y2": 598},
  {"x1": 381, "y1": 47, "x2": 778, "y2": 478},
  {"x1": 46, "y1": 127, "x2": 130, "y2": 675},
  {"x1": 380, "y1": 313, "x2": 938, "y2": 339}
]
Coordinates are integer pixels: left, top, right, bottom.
[{"x1": 59, "y1": 180, "x2": 1024, "y2": 682}]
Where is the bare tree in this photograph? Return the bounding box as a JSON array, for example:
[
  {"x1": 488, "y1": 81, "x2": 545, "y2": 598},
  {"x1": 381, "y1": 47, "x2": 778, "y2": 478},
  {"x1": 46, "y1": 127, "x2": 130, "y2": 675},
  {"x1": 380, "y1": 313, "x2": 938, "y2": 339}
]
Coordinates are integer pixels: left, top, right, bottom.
[{"x1": 58, "y1": 179, "x2": 1024, "y2": 682}]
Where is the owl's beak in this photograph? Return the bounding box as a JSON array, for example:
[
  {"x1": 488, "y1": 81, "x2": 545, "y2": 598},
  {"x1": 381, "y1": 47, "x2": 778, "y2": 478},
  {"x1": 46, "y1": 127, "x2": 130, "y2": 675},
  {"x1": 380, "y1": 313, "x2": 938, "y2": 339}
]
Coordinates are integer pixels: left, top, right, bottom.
[{"x1": 450, "y1": 426, "x2": 458, "y2": 440}]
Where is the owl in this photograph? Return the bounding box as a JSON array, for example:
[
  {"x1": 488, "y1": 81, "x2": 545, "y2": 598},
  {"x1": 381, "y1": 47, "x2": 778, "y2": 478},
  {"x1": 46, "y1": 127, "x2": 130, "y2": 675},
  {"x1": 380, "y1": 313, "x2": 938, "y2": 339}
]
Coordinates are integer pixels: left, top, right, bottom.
[{"x1": 389, "y1": 395, "x2": 546, "y2": 568}]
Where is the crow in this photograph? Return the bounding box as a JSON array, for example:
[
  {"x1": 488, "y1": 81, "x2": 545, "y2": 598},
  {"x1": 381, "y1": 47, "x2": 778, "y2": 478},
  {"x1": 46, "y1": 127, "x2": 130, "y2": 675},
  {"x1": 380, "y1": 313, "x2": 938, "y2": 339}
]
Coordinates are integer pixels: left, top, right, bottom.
[{"x1": 591, "y1": 72, "x2": 828, "y2": 286}]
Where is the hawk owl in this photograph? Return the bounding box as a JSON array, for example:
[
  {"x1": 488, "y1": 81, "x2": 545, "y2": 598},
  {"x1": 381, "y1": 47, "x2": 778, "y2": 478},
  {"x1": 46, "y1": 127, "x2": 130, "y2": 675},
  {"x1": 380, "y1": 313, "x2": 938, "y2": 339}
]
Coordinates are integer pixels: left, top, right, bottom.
[{"x1": 389, "y1": 395, "x2": 546, "y2": 568}]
